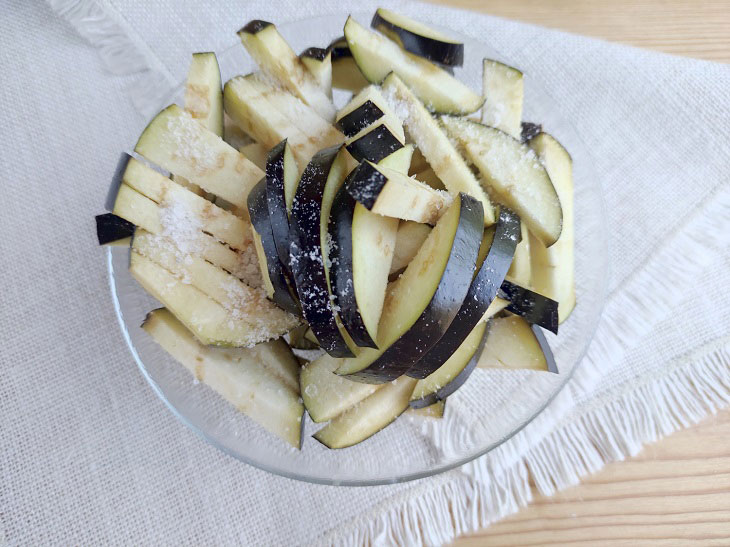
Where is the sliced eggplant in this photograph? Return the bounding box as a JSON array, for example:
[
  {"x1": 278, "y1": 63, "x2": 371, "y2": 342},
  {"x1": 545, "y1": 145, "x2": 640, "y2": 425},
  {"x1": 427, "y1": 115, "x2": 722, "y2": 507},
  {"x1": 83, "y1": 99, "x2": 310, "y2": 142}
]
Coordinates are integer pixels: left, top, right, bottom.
[
  {"x1": 288, "y1": 324, "x2": 319, "y2": 350},
  {"x1": 409, "y1": 321, "x2": 487, "y2": 408},
  {"x1": 132, "y1": 229, "x2": 296, "y2": 335},
  {"x1": 110, "y1": 184, "x2": 259, "y2": 284},
  {"x1": 344, "y1": 17, "x2": 482, "y2": 115},
  {"x1": 520, "y1": 121, "x2": 542, "y2": 143},
  {"x1": 481, "y1": 59, "x2": 523, "y2": 139},
  {"x1": 289, "y1": 146, "x2": 355, "y2": 357},
  {"x1": 224, "y1": 76, "x2": 321, "y2": 168},
  {"x1": 142, "y1": 308, "x2": 304, "y2": 448},
  {"x1": 478, "y1": 314, "x2": 557, "y2": 373},
  {"x1": 130, "y1": 251, "x2": 295, "y2": 347},
  {"x1": 134, "y1": 105, "x2": 262, "y2": 209},
  {"x1": 247, "y1": 178, "x2": 301, "y2": 315},
  {"x1": 335, "y1": 193, "x2": 484, "y2": 383},
  {"x1": 345, "y1": 160, "x2": 451, "y2": 224},
  {"x1": 381, "y1": 73, "x2": 495, "y2": 224},
  {"x1": 414, "y1": 167, "x2": 445, "y2": 191},
  {"x1": 242, "y1": 74, "x2": 343, "y2": 149},
  {"x1": 327, "y1": 36, "x2": 370, "y2": 92},
  {"x1": 498, "y1": 279, "x2": 559, "y2": 334},
  {"x1": 240, "y1": 142, "x2": 269, "y2": 171},
  {"x1": 507, "y1": 221, "x2": 532, "y2": 287},
  {"x1": 313, "y1": 376, "x2": 416, "y2": 449},
  {"x1": 441, "y1": 116, "x2": 562, "y2": 246},
  {"x1": 371, "y1": 8, "x2": 464, "y2": 67},
  {"x1": 528, "y1": 132, "x2": 575, "y2": 323},
  {"x1": 112, "y1": 154, "x2": 252, "y2": 251},
  {"x1": 407, "y1": 399, "x2": 445, "y2": 418},
  {"x1": 183, "y1": 52, "x2": 224, "y2": 137},
  {"x1": 378, "y1": 144, "x2": 414, "y2": 174},
  {"x1": 345, "y1": 118, "x2": 405, "y2": 164},
  {"x1": 335, "y1": 85, "x2": 405, "y2": 141},
  {"x1": 407, "y1": 208, "x2": 520, "y2": 379},
  {"x1": 300, "y1": 354, "x2": 379, "y2": 423},
  {"x1": 264, "y1": 140, "x2": 299, "y2": 276},
  {"x1": 389, "y1": 220, "x2": 432, "y2": 274},
  {"x1": 238, "y1": 20, "x2": 336, "y2": 121},
  {"x1": 299, "y1": 47, "x2": 333, "y2": 99},
  {"x1": 329, "y1": 185, "x2": 398, "y2": 348},
  {"x1": 95, "y1": 213, "x2": 134, "y2": 245}
]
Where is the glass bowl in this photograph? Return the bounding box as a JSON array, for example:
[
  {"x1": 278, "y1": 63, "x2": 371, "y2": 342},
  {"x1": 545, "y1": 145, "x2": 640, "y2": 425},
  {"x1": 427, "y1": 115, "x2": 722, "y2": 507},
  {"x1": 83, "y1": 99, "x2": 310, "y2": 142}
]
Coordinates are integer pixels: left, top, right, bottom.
[{"x1": 108, "y1": 13, "x2": 608, "y2": 486}]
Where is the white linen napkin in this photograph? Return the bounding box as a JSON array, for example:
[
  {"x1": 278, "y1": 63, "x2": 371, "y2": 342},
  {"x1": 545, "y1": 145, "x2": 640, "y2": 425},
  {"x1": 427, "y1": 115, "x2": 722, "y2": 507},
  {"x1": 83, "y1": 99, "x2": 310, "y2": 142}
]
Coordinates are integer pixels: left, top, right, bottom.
[{"x1": 1, "y1": 0, "x2": 728, "y2": 544}]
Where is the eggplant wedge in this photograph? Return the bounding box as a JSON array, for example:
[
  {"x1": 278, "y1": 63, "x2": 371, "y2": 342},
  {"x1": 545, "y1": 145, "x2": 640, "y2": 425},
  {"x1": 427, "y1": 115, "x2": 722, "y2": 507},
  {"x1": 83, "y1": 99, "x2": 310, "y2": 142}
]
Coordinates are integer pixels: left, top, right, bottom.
[
  {"x1": 289, "y1": 146, "x2": 355, "y2": 357},
  {"x1": 95, "y1": 213, "x2": 134, "y2": 245},
  {"x1": 528, "y1": 132, "x2": 575, "y2": 323},
  {"x1": 264, "y1": 140, "x2": 299, "y2": 277},
  {"x1": 313, "y1": 376, "x2": 417, "y2": 449},
  {"x1": 240, "y1": 142, "x2": 269, "y2": 171},
  {"x1": 335, "y1": 85, "x2": 405, "y2": 141},
  {"x1": 299, "y1": 47, "x2": 333, "y2": 99},
  {"x1": 327, "y1": 36, "x2": 369, "y2": 92},
  {"x1": 409, "y1": 321, "x2": 487, "y2": 408},
  {"x1": 134, "y1": 105, "x2": 262, "y2": 209},
  {"x1": 481, "y1": 59, "x2": 524, "y2": 139},
  {"x1": 242, "y1": 74, "x2": 343, "y2": 149},
  {"x1": 142, "y1": 308, "x2": 304, "y2": 448},
  {"x1": 335, "y1": 193, "x2": 484, "y2": 383},
  {"x1": 371, "y1": 8, "x2": 464, "y2": 67},
  {"x1": 175, "y1": 52, "x2": 224, "y2": 197},
  {"x1": 288, "y1": 324, "x2": 319, "y2": 350},
  {"x1": 377, "y1": 144, "x2": 414, "y2": 175},
  {"x1": 300, "y1": 354, "x2": 379, "y2": 423},
  {"x1": 507, "y1": 221, "x2": 532, "y2": 287},
  {"x1": 478, "y1": 314, "x2": 558, "y2": 373},
  {"x1": 381, "y1": 73, "x2": 495, "y2": 224},
  {"x1": 247, "y1": 179, "x2": 301, "y2": 315},
  {"x1": 329, "y1": 185, "x2": 398, "y2": 348},
  {"x1": 441, "y1": 116, "x2": 562, "y2": 246},
  {"x1": 130, "y1": 251, "x2": 296, "y2": 347},
  {"x1": 407, "y1": 399, "x2": 445, "y2": 418},
  {"x1": 344, "y1": 17, "x2": 481, "y2": 115},
  {"x1": 238, "y1": 20, "x2": 336, "y2": 121},
  {"x1": 111, "y1": 154, "x2": 252, "y2": 251},
  {"x1": 499, "y1": 279, "x2": 559, "y2": 334},
  {"x1": 132, "y1": 228, "x2": 297, "y2": 335},
  {"x1": 407, "y1": 208, "x2": 520, "y2": 379},
  {"x1": 345, "y1": 118, "x2": 405, "y2": 164},
  {"x1": 345, "y1": 160, "x2": 451, "y2": 224},
  {"x1": 414, "y1": 167, "x2": 446, "y2": 191},
  {"x1": 389, "y1": 220, "x2": 432, "y2": 274}
]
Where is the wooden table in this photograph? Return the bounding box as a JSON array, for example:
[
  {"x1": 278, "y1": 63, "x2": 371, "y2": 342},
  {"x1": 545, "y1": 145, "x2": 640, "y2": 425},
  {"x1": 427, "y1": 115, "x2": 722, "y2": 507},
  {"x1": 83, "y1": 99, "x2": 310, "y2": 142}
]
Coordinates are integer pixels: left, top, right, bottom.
[{"x1": 433, "y1": 1, "x2": 730, "y2": 543}]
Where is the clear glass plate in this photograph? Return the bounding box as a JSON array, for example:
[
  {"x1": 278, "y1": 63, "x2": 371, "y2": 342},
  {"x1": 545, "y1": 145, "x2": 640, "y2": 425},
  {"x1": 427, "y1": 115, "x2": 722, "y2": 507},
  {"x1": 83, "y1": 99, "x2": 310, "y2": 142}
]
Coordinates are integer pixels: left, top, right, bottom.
[{"x1": 108, "y1": 13, "x2": 608, "y2": 486}]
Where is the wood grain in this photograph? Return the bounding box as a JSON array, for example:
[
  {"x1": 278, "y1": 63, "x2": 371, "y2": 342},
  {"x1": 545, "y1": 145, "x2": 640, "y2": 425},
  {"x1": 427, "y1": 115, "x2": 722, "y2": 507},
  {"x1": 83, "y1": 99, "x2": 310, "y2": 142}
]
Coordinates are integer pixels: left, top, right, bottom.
[
  {"x1": 424, "y1": 0, "x2": 730, "y2": 63},
  {"x1": 452, "y1": 409, "x2": 730, "y2": 545}
]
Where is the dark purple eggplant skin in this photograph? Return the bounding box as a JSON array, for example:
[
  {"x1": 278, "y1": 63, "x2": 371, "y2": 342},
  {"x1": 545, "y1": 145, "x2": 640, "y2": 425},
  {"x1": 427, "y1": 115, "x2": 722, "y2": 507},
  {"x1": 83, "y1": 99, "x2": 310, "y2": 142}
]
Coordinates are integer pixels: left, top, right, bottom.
[
  {"x1": 341, "y1": 193, "x2": 484, "y2": 384},
  {"x1": 409, "y1": 321, "x2": 490, "y2": 409},
  {"x1": 371, "y1": 10, "x2": 464, "y2": 67},
  {"x1": 499, "y1": 280, "x2": 559, "y2": 334},
  {"x1": 532, "y1": 323, "x2": 559, "y2": 374},
  {"x1": 300, "y1": 47, "x2": 328, "y2": 61},
  {"x1": 96, "y1": 213, "x2": 135, "y2": 245},
  {"x1": 289, "y1": 145, "x2": 354, "y2": 358},
  {"x1": 247, "y1": 178, "x2": 301, "y2": 316},
  {"x1": 326, "y1": 37, "x2": 352, "y2": 60},
  {"x1": 239, "y1": 19, "x2": 272, "y2": 35},
  {"x1": 520, "y1": 122, "x2": 542, "y2": 143},
  {"x1": 407, "y1": 208, "x2": 521, "y2": 379},
  {"x1": 327, "y1": 183, "x2": 378, "y2": 349},
  {"x1": 336, "y1": 100, "x2": 385, "y2": 138},
  {"x1": 346, "y1": 123, "x2": 403, "y2": 164},
  {"x1": 105, "y1": 152, "x2": 133, "y2": 211},
  {"x1": 344, "y1": 161, "x2": 386, "y2": 211},
  {"x1": 265, "y1": 140, "x2": 292, "y2": 278}
]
